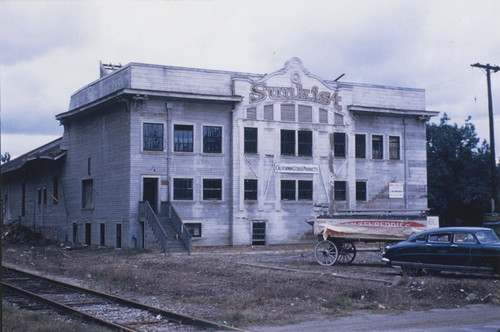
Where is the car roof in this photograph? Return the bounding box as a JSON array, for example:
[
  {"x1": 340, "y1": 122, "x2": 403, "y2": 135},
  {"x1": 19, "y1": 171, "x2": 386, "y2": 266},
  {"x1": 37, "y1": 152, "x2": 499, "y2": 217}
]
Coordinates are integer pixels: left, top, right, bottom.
[{"x1": 408, "y1": 227, "x2": 493, "y2": 239}]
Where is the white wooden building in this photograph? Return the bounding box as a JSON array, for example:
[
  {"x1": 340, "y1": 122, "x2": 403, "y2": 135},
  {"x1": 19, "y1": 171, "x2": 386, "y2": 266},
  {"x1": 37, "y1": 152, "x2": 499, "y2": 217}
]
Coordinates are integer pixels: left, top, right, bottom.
[{"x1": 1, "y1": 58, "x2": 438, "y2": 251}]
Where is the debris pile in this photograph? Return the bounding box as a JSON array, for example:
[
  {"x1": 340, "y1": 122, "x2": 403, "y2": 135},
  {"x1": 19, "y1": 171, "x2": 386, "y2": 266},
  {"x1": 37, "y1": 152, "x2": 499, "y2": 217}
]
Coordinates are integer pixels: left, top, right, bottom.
[{"x1": 2, "y1": 221, "x2": 42, "y2": 245}]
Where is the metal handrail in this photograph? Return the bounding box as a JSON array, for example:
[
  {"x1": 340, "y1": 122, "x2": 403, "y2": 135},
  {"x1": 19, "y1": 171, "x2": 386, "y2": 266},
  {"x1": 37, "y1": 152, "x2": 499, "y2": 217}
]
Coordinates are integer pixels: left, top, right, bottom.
[
  {"x1": 162, "y1": 202, "x2": 191, "y2": 252},
  {"x1": 139, "y1": 201, "x2": 168, "y2": 251}
]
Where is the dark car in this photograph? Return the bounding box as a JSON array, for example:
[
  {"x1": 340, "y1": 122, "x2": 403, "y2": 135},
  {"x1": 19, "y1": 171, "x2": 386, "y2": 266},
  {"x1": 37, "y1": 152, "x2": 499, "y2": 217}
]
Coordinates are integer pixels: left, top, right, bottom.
[{"x1": 382, "y1": 227, "x2": 500, "y2": 275}]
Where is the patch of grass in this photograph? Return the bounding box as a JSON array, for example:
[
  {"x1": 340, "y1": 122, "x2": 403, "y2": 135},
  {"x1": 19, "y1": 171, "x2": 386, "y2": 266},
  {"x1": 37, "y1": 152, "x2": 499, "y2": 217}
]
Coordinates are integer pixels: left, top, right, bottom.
[{"x1": 321, "y1": 298, "x2": 349, "y2": 310}]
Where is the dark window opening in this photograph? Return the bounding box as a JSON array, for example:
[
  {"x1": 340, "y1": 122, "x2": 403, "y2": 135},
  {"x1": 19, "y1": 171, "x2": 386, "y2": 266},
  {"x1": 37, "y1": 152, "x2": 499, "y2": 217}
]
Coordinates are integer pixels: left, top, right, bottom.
[
  {"x1": 334, "y1": 181, "x2": 347, "y2": 201},
  {"x1": 244, "y1": 127, "x2": 258, "y2": 154},
  {"x1": 389, "y1": 136, "x2": 400, "y2": 160},
  {"x1": 298, "y1": 180, "x2": 313, "y2": 200},
  {"x1": 244, "y1": 179, "x2": 258, "y2": 200},
  {"x1": 281, "y1": 130, "x2": 295, "y2": 156},
  {"x1": 174, "y1": 125, "x2": 193, "y2": 152},
  {"x1": 82, "y1": 179, "x2": 94, "y2": 209},
  {"x1": 281, "y1": 180, "x2": 296, "y2": 200},
  {"x1": 116, "y1": 224, "x2": 122, "y2": 248},
  {"x1": 334, "y1": 132, "x2": 346, "y2": 157},
  {"x1": 252, "y1": 222, "x2": 266, "y2": 245},
  {"x1": 203, "y1": 179, "x2": 222, "y2": 200},
  {"x1": 372, "y1": 135, "x2": 383, "y2": 159},
  {"x1": 355, "y1": 134, "x2": 366, "y2": 158},
  {"x1": 298, "y1": 131, "x2": 312, "y2": 156},
  {"x1": 203, "y1": 126, "x2": 222, "y2": 153},
  {"x1": 100, "y1": 223, "x2": 105, "y2": 247},
  {"x1": 38, "y1": 189, "x2": 42, "y2": 205},
  {"x1": 22, "y1": 182, "x2": 26, "y2": 216},
  {"x1": 43, "y1": 188, "x2": 47, "y2": 205},
  {"x1": 73, "y1": 223, "x2": 78, "y2": 243},
  {"x1": 173, "y1": 178, "x2": 193, "y2": 200},
  {"x1": 143, "y1": 123, "x2": 164, "y2": 151},
  {"x1": 356, "y1": 181, "x2": 367, "y2": 201},
  {"x1": 85, "y1": 223, "x2": 91, "y2": 245}
]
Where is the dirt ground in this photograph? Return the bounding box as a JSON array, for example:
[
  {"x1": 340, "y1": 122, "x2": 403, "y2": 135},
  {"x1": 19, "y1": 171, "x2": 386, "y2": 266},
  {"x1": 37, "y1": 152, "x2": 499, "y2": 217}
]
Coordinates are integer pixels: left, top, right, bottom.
[{"x1": 2, "y1": 227, "x2": 500, "y2": 329}]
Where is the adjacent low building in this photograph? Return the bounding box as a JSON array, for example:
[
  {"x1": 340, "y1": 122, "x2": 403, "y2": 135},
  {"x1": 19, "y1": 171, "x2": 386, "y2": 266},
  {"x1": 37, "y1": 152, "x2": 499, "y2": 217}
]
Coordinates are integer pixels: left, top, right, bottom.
[{"x1": 1, "y1": 58, "x2": 438, "y2": 250}]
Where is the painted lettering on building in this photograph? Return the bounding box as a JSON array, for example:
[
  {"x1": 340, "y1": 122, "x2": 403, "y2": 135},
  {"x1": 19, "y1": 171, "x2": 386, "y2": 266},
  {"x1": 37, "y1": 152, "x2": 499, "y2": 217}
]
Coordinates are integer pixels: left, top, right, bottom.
[
  {"x1": 250, "y1": 83, "x2": 342, "y2": 110},
  {"x1": 275, "y1": 163, "x2": 319, "y2": 174}
]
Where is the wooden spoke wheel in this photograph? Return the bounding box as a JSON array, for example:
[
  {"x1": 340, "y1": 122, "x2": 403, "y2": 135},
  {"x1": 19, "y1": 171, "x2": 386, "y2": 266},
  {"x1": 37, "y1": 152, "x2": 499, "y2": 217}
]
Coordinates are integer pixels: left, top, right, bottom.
[
  {"x1": 314, "y1": 240, "x2": 338, "y2": 266},
  {"x1": 335, "y1": 241, "x2": 356, "y2": 265}
]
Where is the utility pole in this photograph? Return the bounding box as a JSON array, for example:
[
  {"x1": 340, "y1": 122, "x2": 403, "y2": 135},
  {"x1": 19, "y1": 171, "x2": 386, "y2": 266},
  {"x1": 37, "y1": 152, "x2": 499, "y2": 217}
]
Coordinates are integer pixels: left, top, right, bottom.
[{"x1": 471, "y1": 63, "x2": 500, "y2": 213}]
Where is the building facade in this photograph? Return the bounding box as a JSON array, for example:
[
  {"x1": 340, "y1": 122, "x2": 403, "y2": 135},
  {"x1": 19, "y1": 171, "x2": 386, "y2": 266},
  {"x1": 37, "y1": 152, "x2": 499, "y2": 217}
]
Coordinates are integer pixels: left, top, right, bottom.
[{"x1": 1, "y1": 58, "x2": 438, "y2": 249}]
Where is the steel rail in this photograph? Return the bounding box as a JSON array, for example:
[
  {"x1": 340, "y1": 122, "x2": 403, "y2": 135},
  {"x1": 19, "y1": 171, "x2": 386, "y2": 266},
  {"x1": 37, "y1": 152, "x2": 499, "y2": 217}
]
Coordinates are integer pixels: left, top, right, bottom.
[{"x1": 2, "y1": 265, "x2": 247, "y2": 331}]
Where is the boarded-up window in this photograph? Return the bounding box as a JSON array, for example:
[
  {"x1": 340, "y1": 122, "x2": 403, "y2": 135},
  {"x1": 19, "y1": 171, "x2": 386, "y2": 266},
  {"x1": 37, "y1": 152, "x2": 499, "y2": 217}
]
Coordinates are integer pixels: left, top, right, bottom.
[
  {"x1": 281, "y1": 104, "x2": 295, "y2": 122},
  {"x1": 298, "y1": 105, "x2": 312, "y2": 123},
  {"x1": 82, "y1": 179, "x2": 94, "y2": 209},
  {"x1": 264, "y1": 105, "x2": 274, "y2": 120},
  {"x1": 319, "y1": 108, "x2": 328, "y2": 124},
  {"x1": 247, "y1": 107, "x2": 257, "y2": 120},
  {"x1": 334, "y1": 113, "x2": 344, "y2": 125}
]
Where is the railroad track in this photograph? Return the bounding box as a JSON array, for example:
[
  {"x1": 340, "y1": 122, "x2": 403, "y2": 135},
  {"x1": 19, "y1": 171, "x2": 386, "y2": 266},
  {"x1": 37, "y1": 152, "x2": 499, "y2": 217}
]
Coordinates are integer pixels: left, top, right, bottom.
[{"x1": 2, "y1": 265, "x2": 246, "y2": 332}]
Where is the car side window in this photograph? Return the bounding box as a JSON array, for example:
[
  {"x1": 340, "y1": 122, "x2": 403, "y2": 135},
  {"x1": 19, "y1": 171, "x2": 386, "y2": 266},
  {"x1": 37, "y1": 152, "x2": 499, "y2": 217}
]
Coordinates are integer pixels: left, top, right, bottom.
[
  {"x1": 453, "y1": 233, "x2": 476, "y2": 244},
  {"x1": 428, "y1": 233, "x2": 451, "y2": 243},
  {"x1": 415, "y1": 234, "x2": 427, "y2": 242}
]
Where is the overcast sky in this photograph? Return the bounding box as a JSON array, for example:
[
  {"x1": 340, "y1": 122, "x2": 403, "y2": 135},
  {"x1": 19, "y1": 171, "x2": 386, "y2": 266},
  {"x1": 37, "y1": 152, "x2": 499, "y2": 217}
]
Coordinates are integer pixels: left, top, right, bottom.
[{"x1": 1, "y1": 0, "x2": 499, "y2": 159}]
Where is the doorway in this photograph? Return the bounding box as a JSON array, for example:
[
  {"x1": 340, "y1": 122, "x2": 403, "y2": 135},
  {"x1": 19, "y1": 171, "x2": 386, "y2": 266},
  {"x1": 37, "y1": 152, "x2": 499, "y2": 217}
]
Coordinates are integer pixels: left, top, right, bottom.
[{"x1": 143, "y1": 177, "x2": 158, "y2": 212}]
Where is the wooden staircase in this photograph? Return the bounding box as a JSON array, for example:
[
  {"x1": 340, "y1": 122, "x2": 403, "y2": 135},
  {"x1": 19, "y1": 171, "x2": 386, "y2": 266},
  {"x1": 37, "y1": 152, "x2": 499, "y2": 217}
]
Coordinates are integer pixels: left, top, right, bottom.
[{"x1": 158, "y1": 215, "x2": 190, "y2": 254}]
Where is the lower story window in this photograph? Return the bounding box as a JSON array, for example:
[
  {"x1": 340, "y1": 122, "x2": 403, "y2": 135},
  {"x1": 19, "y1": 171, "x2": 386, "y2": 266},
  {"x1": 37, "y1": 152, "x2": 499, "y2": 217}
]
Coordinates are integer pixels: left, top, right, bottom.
[
  {"x1": 334, "y1": 181, "x2": 347, "y2": 201},
  {"x1": 356, "y1": 181, "x2": 367, "y2": 201},
  {"x1": 281, "y1": 180, "x2": 313, "y2": 201},
  {"x1": 186, "y1": 223, "x2": 202, "y2": 237},
  {"x1": 298, "y1": 180, "x2": 313, "y2": 200},
  {"x1": 173, "y1": 178, "x2": 193, "y2": 200}
]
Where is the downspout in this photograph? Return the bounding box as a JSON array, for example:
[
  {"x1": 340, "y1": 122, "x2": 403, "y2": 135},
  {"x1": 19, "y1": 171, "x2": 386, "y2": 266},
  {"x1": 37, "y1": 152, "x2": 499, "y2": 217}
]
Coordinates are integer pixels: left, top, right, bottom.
[{"x1": 403, "y1": 118, "x2": 408, "y2": 210}]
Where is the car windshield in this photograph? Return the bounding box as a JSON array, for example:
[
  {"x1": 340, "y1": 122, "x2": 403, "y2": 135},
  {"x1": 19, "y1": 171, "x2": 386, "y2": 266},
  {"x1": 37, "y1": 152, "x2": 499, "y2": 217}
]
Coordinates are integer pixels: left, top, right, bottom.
[{"x1": 475, "y1": 230, "x2": 500, "y2": 244}]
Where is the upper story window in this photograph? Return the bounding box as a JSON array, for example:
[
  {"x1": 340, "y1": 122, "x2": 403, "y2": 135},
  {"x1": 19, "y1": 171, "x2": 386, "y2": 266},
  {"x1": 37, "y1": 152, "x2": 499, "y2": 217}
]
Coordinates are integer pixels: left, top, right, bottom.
[
  {"x1": 281, "y1": 104, "x2": 295, "y2": 122},
  {"x1": 389, "y1": 136, "x2": 400, "y2": 160},
  {"x1": 264, "y1": 105, "x2": 274, "y2": 120},
  {"x1": 82, "y1": 179, "x2": 94, "y2": 209},
  {"x1": 319, "y1": 108, "x2": 328, "y2": 124},
  {"x1": 281, "y1": 180, "x2": 313, "y2": 201},
  {"x1": 244, "y1": 127, "x2": 258, "y2": 154},
  {"x1": 203, "y1": 178, "x2": 222, "y2": 200},
  {"x1": 281, "y1": 130, "x2": 295, "y2": 156},
  {"x1": 372, "y1": 135, "x2": 383, "y2": 159},
  {"x1": 355, "y1": 134, "x2": 366, "y2": 158},
  {"x1": 174, "y1": 125, "x2": 193, "y2": 152},
  {"x1": 247, "y1": 107, "x2": 257, "y2": 120},
  {"x1": 333, "y1": 132, "x2": 346, "y2": 157},
  {"x1": 334, "y1": 113, "x2": 344, "y2": 125},
  {"x1": 298, "y1": 105, "x2": 312, "y2": 123},
  {"x1": 298, "y1": 131, "x2": 312, "y2": 156},
  {"x1": 203, "y1": 126, "x2": 222, "y2": 153},
  {"x1": 143, "y1": 123, "x2": 164, "y2": 151},
  {"x1": 281, "y1": 130, "x2": 312, "y2": 157}
]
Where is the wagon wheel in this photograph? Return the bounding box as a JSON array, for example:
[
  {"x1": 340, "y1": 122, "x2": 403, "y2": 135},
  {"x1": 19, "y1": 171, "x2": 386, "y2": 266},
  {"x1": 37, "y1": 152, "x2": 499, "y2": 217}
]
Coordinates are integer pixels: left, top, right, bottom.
[
  {"x1": 314, "y1": 240, "x2": 338, "y2": 266},
  {"x1": 336, "y1": 241, "x2": 356, "y2": 265}
]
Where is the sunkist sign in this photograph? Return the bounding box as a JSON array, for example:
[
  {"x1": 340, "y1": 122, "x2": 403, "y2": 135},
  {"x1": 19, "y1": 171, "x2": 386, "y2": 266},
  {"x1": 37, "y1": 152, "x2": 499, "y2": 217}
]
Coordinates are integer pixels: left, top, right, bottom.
[{"x1": 249, "y1": 82, "x2": 342, "y2": 110}]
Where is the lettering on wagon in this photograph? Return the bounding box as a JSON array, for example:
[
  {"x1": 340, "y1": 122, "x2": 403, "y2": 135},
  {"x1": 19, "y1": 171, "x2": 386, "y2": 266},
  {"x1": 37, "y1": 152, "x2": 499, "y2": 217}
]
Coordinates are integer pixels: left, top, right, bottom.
[{"x1": 249, "y1": 83, "x2": 342, "y2": 110}]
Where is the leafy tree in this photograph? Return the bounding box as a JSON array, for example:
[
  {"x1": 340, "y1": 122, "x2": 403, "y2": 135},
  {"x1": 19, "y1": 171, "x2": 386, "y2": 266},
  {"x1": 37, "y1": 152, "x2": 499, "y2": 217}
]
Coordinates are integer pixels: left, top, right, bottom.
[
  {"x1": 1, "y1": 152, "x2": 10, "y2": 164},
  {"x1": 426, "y1": 114, "x2": 494, "y2": 226}
]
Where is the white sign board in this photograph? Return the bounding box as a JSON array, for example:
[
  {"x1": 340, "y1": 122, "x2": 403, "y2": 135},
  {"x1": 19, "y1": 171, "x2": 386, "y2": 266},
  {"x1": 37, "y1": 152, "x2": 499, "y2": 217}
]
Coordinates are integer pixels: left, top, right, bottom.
[
  {"x1": 389, "y1": 182, "x2": 404, "y2": 198},
  {"x1": 274, "y1": 163, "x2": 319, "y2": 174}
]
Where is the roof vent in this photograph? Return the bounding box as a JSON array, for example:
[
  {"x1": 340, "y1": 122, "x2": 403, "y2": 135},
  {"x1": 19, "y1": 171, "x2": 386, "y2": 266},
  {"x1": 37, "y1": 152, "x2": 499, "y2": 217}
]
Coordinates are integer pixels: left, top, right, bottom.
[{"x1": 99, "y1": 61, "x2": 122, "y2": 77}]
